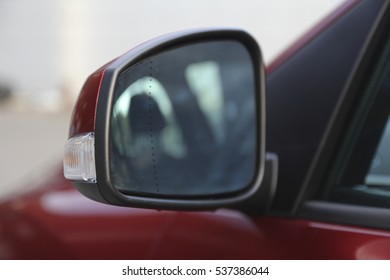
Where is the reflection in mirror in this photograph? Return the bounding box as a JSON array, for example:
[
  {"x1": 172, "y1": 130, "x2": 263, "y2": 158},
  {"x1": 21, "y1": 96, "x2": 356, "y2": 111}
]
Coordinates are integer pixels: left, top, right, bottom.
[{"x1": 110, "y1": 40, "x2": 257, "y2": 197}]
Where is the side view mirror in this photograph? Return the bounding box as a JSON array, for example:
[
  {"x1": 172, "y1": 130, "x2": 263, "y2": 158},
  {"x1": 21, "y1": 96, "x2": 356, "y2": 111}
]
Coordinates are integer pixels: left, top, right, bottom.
[{"x1": 63, "y1": 29, "x2": 266, "y2": 210}]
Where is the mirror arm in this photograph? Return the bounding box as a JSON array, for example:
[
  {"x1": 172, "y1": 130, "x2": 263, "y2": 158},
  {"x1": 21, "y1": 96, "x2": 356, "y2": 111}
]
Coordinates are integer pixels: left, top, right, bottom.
[{"x1": 232, "y1": 152, "x2": 278, "y2": 216}]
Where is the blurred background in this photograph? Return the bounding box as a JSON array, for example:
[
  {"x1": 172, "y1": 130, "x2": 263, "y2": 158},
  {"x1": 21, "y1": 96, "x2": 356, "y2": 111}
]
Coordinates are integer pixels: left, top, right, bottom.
[{"x1": 0, "y1": 0, "x2": 343, "y2": 197}]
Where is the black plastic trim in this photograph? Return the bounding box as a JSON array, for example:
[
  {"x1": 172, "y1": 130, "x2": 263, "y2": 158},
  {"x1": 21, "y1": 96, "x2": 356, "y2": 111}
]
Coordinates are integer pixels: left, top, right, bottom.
[
  {"x1": 234, "y1": 152, "x2": 278, "y2": 215},
  {"x1": 299, "y1": 200, "x2": 390, "y2": 230}
]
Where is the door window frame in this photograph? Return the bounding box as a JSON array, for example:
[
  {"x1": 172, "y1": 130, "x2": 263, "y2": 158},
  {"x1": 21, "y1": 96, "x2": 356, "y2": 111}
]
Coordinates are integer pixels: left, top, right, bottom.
[{"x1": 295, "y1": 1, "x2": 390, "y2": 230}]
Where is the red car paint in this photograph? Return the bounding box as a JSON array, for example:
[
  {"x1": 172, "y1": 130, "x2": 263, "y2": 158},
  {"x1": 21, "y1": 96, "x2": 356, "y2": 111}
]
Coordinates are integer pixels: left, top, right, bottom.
[
  {"x1": 69, "y1": 67, "x2": 106, "y2": 137},
  {"x1": 0, "y1": 0, "x2": 389, "y2": 260}
]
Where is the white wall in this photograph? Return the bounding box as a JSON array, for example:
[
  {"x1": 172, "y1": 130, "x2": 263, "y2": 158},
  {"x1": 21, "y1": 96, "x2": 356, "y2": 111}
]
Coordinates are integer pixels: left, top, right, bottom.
[{"x1": 0, "y1": 0, "x2": 343, "y2": 104}]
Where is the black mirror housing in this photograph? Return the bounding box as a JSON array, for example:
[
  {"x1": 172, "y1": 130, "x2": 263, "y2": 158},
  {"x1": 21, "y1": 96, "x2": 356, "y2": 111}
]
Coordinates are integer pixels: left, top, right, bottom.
[{"x1": 64, "y1": 28, "x2": 266, "y2": 210}]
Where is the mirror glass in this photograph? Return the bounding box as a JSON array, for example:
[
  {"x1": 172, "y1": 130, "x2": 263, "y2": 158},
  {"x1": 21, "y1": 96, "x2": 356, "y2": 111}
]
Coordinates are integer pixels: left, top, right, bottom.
[{"x1": 110, "y1": 40, "x2": 258, "y2": 197}]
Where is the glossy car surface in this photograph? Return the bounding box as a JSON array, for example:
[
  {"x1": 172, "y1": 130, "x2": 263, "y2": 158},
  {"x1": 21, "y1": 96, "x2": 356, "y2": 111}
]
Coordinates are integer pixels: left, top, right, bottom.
[{"x1": 1, "y1": 0, "x2": 390, "y2": 259}]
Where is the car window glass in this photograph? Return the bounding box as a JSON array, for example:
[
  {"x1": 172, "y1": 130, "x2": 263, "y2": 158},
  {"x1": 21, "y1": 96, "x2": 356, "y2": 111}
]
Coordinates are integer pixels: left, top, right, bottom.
[{"x1": 365, "y1": 115, "x2": 390, "y2": 189}]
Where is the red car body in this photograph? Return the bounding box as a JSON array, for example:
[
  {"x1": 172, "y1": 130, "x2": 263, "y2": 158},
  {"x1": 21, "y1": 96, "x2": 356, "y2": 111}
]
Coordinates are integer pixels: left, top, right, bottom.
[
  {"x1": 1, "y1": 0, "x2": 389, "y2": 259},
  {"x1": 1, "y1": 168, "x2": 389, "y2": 259}
]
